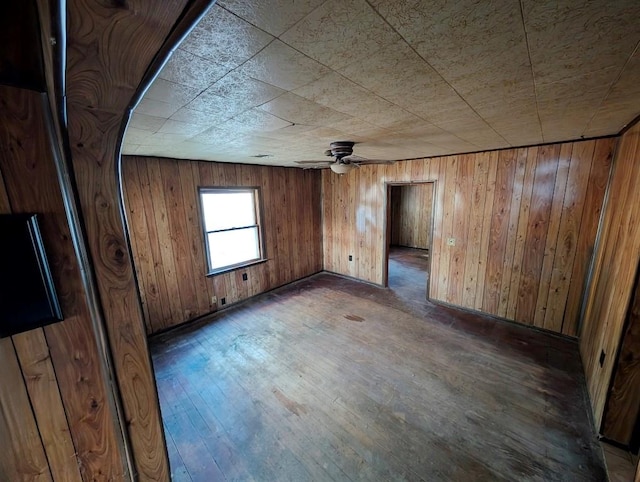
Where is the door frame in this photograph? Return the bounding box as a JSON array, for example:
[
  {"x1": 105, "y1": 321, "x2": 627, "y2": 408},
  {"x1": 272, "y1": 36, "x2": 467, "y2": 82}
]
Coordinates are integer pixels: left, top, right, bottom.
[{"x1": 382, "y1": 181, "x2": 437, "y2": 300}]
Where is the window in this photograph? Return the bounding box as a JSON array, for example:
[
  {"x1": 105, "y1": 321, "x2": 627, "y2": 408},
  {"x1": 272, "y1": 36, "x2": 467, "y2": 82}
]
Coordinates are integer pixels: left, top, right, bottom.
[{"x1": 199, "y1": 187, "x2": 265, "y2": 275}]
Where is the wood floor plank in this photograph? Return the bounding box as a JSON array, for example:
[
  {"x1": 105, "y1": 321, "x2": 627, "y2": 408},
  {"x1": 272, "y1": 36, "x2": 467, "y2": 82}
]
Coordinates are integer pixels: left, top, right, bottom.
[{"x1": 151, "y1": 257, "x2": 607, "y2": 481}]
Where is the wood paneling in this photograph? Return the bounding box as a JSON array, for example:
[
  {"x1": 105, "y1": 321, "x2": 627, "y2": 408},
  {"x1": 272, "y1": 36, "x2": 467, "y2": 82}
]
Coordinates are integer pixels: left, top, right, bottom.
[
  {"x1": 602, "y1": 269, "x2": 640, "y2": 445},
  {"x1": 390, "y1": 184, "x2": 433, "y2": 250},
  {"x1": 0, "y1": 86, "x2": 125, "y2": 479},
  {"x1": 581, "y1": 121, "x2": 640, "y2": 429},
  {"x1": 122, "y1": 156, "x2": 323, "y2": 334},
  {"x1": 64, "y1": 1, "x2": 211, "y2": 479},
  {"x1": 322, "y1": 139, "x2": 615, "y2": 336}
]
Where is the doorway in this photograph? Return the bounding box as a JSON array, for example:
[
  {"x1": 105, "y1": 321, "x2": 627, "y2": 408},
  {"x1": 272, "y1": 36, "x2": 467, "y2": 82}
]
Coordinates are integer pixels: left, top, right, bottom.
[{"x1": 383, "y1": 182, "x2": 435, "y2": 305}]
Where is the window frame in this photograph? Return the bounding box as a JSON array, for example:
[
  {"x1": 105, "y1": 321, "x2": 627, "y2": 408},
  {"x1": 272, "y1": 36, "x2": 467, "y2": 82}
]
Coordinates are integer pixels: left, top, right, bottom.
[{"x1": 198, "y1": 186, "x2": 267, "y2": 276}]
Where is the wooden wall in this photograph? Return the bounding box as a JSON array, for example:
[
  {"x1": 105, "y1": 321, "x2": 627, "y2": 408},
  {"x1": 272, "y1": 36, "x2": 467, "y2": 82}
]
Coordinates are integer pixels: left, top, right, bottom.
[
  {"x1": 322, "y1": 138, "x2": 615, "y2": 336},
  {"x1": 601, "y1": 268, "x2": 640, "y2": 445},
  {"x1": 390, "y1": 184, "x2": 433, "y2": 250},
  {"x1": 0, "y1": 86, "x2": 127, "y2": 480},
  {"x1": 122, "y1": 156, "x2": 323, "y2": 334},
  {"x1": 581, "y1": 121, "x2": 640, "y2": 429}
]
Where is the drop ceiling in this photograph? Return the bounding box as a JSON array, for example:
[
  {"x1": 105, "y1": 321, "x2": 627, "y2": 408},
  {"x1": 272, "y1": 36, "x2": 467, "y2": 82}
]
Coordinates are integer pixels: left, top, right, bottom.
[{"x1": 123, "y1": 0, "x2": 640, "y2": 167}]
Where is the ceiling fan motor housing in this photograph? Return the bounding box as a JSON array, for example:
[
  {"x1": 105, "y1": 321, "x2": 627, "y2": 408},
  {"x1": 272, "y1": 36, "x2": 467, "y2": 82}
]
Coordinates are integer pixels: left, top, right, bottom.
[{"x1": 329, "y1": 141, "x2": 355, "y2": 161}]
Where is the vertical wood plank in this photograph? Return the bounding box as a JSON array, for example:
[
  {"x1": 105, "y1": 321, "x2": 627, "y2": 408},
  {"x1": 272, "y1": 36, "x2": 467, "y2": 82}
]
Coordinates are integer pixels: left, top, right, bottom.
[
  {"x1": 0, "y1": 338, "x2": 52, "y2": 482},
  {"x1": 437, "y1": 156, "x2": 458, "y2": 300},
  {"x1": 533, "y1": 143, "x2": 571, "y2": 328},
  {"x1": 462, "y1": 153, "x2": 489, "y2": 307},
  {"x1": 13, "y1": 331, "x2": 83, "y2": 482},
  {"x1": 506, "y1": 147, "x2": 539, "y2": 320},
  {"x1": 475, "y1": 152, "x2": 499, "y2": 311},
  {"x1": 515, "y1": 145, "x2": 561, "y2": 325},
  {"x1": 580, "y1": 124, "x2": 639, "y2": 427},
  {"x1": 563, "y1": 139, "x2": 615, "y2": 336},
  {"x1": 544, "y1": 141, "x2": 594, "y2": 332},
  {"x1": 121, "y1": 158, "x2": 154, "y2": 333},
  {"x1": 497, "y1": 148, "x2": 527, "y2": 318},
  {"x1": 448, "y1": 156, "x2": 473, "y2": 303},
  {"x1": 483, "y1": 149, "x2": 517, "y2": 314}
]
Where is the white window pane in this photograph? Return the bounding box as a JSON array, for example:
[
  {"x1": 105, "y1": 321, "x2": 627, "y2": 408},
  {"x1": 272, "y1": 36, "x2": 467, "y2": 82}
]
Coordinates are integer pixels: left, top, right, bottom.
[
  {"x1": 201, "y1": 191, "x2": 256, "y2": 231},
  {"x1": 207, "y1": 227, "x2": 259, "y2": 270}
]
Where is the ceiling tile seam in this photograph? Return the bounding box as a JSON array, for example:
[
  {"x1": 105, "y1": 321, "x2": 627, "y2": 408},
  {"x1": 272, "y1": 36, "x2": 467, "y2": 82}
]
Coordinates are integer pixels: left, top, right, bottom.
[
  {"x1": 202, "y1": 4, "x2": 469, "y2": 143},
  {"x1": 518, "y1": 0, "x2": 544, "y2": 144},
  {"x1": 166, "y1": 47, "x2": 234, "y2": 90},
  {"x1": 581, "y1": 39, "x2": 640, "y2": 136},
  {"x1": 320, "y1": 67, "x2": 484, "y2": 149},
  {"x1": 183, "y1": 35, "x2": 297, "y2": 124},
  {"x1": 206, "y1": 4, "x2": 490, "y2": 150},
  {"x1": 363, "y1": 0, "x2": 510, "y2": 148}
]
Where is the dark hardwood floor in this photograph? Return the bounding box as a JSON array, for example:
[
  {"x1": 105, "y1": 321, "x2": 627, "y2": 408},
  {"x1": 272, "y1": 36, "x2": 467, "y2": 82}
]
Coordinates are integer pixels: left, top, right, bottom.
[{"x1": 151, "y1": 250, "x2": 606, "y2": 481}]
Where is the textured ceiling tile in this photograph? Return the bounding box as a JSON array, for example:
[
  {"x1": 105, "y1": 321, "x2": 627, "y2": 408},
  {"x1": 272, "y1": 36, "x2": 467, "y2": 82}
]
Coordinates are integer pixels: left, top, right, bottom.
[
  {"x1": 170, "y1": 107, "x2": 224, "y2": 125},
  {"x1": 218, "y1": 108, "x2": 293, "y2": 134},
  {"x1": 157, "y1": 119, "x2": 210, "y2": 136},
  {"x1": 237, "y1": 40, "x2": 331, "y2": 90},
  {"x1": 293, "y1": 72, "x2": 371, "y2": 110},
  {"x1": 190, "y1": 126, "x2": 244, "y2": 145},
  {"x1": 180, "y1": 5, "x2": 274, "y2": 69},
  {"x1": 135, "y1": 98, "x2": 182, "y2": 118},
  {"x1": 371, "y1": 0, "x2": 537, "y2": 123},
  {"x1": 583, "y1": 50, "x2": 640, "y2": 136},
  {"x1": 523, "y1": 0, "x2": 640, "y2": 85},
  {"x1": 131, "y1": 0, "x2": 640, "y2": 166},
  {"x1": 218, "y1": 0, "x2": 326, "y2": 37},
  {"x1": 205, "y1": 71, "x2": 286, "y2": 109},
  {"x1": 261, "y1": 123, "x2": 319, "y2": 138},
  {"x1": 158, "y1": 48, "x2": 230, "y2": 90},
  {"x1": 292, "y1": 71, "x2": 421, "y2": 130},
  {"x1": 185, "y1": 90, "x2": 247, "y2": 120},
  {"x1": 146, "y1": 132, "x2": 194, "y2": 146},
  {"x1": 144, "y1": 78, "x2": 202, "y2": 107},
  {"x1": 129, "y1": 113, "x2": 166, "y2": 132},
  {"x1": 123, "y1": 127, "x2": 154, "y2": 144},
  {"x1": 338, "y1": 39, "x2": 469, "y2": 118},
  {"x1": 259, "y1": 92, "x2": 351, "y2": 126},
  {"x1": 281, "y1": 0, "x2": 400, "y2": 70},
  {"x1": 436, "y1": 116, "x2": 507, "y2": 148},
  {"x1": 537, "y1": 68, "x2": 617, "y2": 141},
  {"x1": 121, "y1": 143, "x2": 139, "y2": 155}
]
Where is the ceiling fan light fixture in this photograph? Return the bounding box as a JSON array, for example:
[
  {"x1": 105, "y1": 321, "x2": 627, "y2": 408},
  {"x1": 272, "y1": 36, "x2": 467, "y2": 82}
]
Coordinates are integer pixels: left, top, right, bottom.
[{"x1": 330, "y1": 163, "x2": 355, "y2": 174}]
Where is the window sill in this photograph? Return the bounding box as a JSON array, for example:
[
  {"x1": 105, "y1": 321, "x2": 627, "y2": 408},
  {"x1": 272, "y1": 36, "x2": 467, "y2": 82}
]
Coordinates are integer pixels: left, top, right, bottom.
[{"x1": 205, "y1": 258, "x2": 268, "y2": 277}]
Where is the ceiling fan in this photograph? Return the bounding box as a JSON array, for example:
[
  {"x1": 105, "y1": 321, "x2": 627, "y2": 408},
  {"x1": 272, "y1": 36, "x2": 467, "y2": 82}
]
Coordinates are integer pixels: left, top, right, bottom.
[{"x1": 295, "y1": 141, "x2": 394, "y2": 174}]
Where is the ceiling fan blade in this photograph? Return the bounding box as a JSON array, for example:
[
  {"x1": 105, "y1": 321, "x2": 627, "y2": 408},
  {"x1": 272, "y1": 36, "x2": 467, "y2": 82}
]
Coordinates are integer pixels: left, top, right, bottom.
[
  {"x1": 355, "y1": 159, "x2": 396, "y2": 165},
  {"x1": 343, "y1": 154, "x2": 395, "y2": 165},
  {"x1": 295, "y1": 160, "x2": 334, "y2": 165}
]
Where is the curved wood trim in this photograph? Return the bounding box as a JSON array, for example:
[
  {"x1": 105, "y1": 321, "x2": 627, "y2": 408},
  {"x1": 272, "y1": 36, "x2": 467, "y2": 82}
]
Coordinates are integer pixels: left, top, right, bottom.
[{"x1": 63, "y1": 1, "x2": 214, "y2": 479}]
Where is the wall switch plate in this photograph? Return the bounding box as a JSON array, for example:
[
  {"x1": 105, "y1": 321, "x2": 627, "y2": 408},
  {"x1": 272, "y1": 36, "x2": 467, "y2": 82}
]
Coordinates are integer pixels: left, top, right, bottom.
[
  {"x1": 242, "y1": 273, "x2": 248, "y2": 281},
  {"x1": 447, "y1": 238, "x2": 456, "y2": 246},
  {"x1": 211, "y1": 296, "x2": 217, "y2": 304}
]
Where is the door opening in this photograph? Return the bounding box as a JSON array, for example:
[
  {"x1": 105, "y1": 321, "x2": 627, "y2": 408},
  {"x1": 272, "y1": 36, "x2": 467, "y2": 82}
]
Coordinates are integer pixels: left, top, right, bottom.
[{"x1": 383, "y1": 182, "x2": 435, "y2": 303}]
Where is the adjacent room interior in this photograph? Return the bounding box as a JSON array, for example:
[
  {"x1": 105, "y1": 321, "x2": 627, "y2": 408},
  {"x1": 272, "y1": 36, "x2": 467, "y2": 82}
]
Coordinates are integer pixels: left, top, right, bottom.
[{"x1": 1, "y1": 1, "x2": 640, "y2": 481}]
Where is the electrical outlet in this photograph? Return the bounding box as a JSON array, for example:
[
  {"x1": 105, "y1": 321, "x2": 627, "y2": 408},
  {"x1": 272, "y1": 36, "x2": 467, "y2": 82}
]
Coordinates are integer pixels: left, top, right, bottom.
[
  {"x1": 447, "y1": 238, "x2": 456, "y2": 246},
  {"x1": 599, "y1": 350, "x2": 605, "y2": 367},
  {"x1": 242, "y1": 273, "x2": 248, "y2": 281},
  {"x1": 211, "y1": 296, "x2": 217, "y2": 304},
  {"x1": 221, "y1": 297, "x2": 226, "y2": 306},
  {"x1": 349, "y1": 255, "x2": 353, "y2": 261}
]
